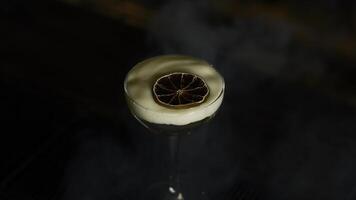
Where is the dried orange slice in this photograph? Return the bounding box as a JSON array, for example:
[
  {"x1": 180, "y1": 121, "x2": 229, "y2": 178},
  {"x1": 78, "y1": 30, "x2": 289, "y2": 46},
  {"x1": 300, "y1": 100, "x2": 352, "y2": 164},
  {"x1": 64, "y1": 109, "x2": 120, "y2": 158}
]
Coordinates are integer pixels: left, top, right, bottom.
[{"x1": 153, "y1": 72, "x2": 209, "y2": 108}]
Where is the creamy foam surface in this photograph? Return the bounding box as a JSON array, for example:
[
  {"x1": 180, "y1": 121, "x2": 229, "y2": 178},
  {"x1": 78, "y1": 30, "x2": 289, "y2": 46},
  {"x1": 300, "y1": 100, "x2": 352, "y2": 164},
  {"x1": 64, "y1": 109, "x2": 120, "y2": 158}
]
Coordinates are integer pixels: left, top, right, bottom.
[{"x1": 124, "y1": 55, "x2": 224, "y2": 126}]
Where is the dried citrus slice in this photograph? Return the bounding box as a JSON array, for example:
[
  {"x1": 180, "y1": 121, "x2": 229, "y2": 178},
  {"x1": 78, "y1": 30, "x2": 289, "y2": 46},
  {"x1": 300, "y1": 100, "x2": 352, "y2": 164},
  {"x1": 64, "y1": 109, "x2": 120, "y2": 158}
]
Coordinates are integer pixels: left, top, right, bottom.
[{"x1": 153, "y1": 72, "x2": 209, "y2": 108}]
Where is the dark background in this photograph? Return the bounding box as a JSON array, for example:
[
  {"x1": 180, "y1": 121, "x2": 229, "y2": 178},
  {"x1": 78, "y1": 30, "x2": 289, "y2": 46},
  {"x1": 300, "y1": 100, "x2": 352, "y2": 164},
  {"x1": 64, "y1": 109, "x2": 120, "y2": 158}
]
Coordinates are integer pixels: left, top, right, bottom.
[{"x1": 1, "y1": 0, "x2": 356, "y2": 199}]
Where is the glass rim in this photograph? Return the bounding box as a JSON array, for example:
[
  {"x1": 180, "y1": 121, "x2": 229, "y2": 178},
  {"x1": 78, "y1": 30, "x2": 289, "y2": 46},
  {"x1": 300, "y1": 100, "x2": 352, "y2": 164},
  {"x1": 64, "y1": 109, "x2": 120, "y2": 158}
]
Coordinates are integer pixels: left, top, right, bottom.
[{"x1": 123, "y1": 56, "x2": 225, "y2": 111}]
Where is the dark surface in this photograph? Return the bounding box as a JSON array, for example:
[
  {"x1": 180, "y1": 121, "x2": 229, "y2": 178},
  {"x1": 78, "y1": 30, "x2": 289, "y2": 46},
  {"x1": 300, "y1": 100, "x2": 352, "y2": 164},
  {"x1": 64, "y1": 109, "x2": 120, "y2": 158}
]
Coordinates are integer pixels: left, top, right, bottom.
[{"x1": 1, "y1": 0, "x2": 356, "y2": 200}]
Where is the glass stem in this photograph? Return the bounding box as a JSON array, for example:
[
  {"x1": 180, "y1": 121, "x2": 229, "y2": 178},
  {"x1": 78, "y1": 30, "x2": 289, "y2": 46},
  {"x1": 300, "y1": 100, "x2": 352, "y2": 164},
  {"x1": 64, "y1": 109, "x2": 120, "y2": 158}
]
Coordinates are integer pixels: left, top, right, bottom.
[{"x1": 168, "y1": 135, "x2": 181, "y2": 194}]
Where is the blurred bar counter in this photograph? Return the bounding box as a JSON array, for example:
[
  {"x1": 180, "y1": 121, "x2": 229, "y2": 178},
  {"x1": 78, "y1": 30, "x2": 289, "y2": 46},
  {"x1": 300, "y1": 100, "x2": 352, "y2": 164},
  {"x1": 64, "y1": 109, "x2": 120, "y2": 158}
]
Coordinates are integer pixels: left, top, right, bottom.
[{"x1": 2, "y1": 0, "x2": 356, "y2": 108}]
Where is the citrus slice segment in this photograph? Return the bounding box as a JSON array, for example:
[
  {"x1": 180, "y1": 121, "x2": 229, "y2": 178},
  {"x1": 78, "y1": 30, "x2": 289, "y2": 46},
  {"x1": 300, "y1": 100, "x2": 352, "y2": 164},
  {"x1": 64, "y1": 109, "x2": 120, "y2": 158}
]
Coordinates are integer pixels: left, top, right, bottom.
[{"x1": 153, "y1": 72, "x2": 209, "y2": 108}]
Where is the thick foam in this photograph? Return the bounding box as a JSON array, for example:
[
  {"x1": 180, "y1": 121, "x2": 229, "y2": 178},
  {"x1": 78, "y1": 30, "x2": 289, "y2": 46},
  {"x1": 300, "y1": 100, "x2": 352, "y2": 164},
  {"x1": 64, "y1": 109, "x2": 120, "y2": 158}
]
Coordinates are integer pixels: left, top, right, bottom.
[{"x1": 124, "y1": 55, "x2": 224, "y2": 126}]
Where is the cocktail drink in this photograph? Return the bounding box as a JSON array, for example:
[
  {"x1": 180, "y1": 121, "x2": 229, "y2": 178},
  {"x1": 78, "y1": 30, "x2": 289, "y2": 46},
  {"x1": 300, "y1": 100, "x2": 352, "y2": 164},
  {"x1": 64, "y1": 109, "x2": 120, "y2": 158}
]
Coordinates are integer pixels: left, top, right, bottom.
[{"x1": 124, "y1": 55, "x2": 225, "y2": 199}]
